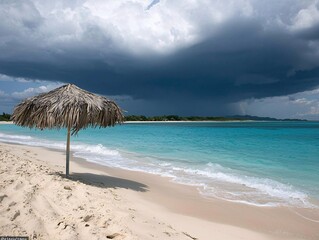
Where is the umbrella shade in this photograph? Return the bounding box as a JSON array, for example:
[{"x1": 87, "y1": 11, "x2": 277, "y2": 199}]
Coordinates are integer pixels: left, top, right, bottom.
[{"x1": 11, "y1": 83, "x2": 124, "y2": 176}]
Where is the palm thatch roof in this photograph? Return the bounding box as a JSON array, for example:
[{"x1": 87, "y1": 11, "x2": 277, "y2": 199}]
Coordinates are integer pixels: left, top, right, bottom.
[{"x1": 11, "y1": 84, "x2": 124, "y2": 134}]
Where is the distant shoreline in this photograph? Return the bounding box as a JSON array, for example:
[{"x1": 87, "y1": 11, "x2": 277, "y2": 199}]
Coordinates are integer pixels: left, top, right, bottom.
[
  {"x1": 123, "y1": 120, "x2": 314, "y2": 123},
  {"x1": 0, "y1": 113, "x2": 308, "y2": 123},
  {"x1": 123, "y1": 120, "x2": 256, "y2": 123},
  {"x1": 123, "y1": 115, "x2": 307, "y2": 122},
  {"x1": 1, "y1": 120, "x2": 315, "y2": 125},
  {"x1": 0, "y1": 121, "x2": 13, "y2": 124}
]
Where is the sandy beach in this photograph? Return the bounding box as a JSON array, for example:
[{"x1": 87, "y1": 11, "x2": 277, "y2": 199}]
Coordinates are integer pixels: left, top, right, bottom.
[
  {"x1": 0, "y1": 142, "x2": 318, "y2": 240},
  {"x1": 1, "y1": 1, "x2": 319, "y2": 239}
]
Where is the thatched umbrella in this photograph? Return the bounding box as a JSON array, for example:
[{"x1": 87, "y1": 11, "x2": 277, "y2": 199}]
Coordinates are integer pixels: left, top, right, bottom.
[{"x1": 11, "y1": 83, "x2": 124, "y2": 177}]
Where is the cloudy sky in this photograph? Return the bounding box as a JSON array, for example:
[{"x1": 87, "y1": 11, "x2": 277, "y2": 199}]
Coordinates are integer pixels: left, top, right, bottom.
[{"x1": 1, "y1": 0, "x2": 319, "y2": 120}]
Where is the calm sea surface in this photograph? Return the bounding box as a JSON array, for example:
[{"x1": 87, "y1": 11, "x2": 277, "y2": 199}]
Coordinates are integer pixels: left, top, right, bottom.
[{"x1": 1, "y1": 121, "x2": 318, "y2": 208}]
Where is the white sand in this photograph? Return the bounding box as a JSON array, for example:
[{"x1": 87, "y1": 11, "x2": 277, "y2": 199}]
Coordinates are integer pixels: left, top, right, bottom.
[{"x1": 0, "y1": 142, "x2": 318, "y2": 240}]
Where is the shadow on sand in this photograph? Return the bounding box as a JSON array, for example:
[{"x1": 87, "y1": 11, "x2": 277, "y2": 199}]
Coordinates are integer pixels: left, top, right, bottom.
[{"x1": 54, "y1": 172, "x2": 149, "y2": 192}]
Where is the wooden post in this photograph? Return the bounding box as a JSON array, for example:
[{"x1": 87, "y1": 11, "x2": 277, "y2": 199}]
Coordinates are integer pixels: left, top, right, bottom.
[{"x1": 66, "y1": 126, "x2": 71, "y2": 177}]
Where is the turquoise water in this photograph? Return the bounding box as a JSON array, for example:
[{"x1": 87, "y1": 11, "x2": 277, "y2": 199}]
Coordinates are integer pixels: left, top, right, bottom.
[{"x1": 0, "y1": 121, "x2": 318, "y2": 207}]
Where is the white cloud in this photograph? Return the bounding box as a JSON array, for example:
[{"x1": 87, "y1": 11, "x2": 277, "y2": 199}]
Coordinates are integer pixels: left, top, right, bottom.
[
  {"x1": 0, "y1": 0, "x2": 317, "y2": 73},
  {"x1": 293, "y1": 98, "x2": 314, "y2": 105},
  {"x1": 4, "y1": 0, "x2": 311, "y2": 58},
  {"x1": 236, "y1": 87, "x2": 319, "y2": 120},
  {"x1": 0, "y1": 74, "x2": 33, "y2": 83},
  {"x1": 11, "y1": 83, "x2": 62, "y2": 100},
  {"x1": 290, "y1": 1, "x2": 319, "y2": 30},
  {"x1": 1, "y1": 0, "x2": 319, "y2": 118},
  {"x1": 0, "y1": 0, "x2": 318, "y2": 60},
  {"x1": 0, "y1": 80, "x2": 64, "y2": 112},
  {"x1": 309, "y1": 106, "x2": 319, "y2": 115},
  {"x1": 0, "y1": 90, "x2": 8, "y2": 98}
]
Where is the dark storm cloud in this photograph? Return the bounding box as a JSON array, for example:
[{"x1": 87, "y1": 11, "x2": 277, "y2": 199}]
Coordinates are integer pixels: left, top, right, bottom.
[
  {"x1": 2, "y1": 19, "x2": 318, "y2": 101},
  {"x1": 1, "y1": 0, "x2": 319, "y2": 115}
]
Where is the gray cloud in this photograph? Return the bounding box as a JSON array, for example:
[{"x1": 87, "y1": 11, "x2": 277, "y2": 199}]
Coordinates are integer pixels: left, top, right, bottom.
[
  {"x1": 1, "y1": 0, "x2": 319, "y2": 117},
  {"x1": 237, "y1": 88, "x2": 319, "y2": 120},
  {"x1": 0, "y1": 77, "x2": 62, "y2": 113},
  {"x1": 146, "y1": 0, "x2": 160, "y2": 10}
]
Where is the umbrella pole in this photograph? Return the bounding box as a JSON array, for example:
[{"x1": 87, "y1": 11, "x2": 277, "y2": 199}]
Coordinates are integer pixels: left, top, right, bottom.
[{"x1": 66, "y1": 126, "x2": 71, "y2": 177}]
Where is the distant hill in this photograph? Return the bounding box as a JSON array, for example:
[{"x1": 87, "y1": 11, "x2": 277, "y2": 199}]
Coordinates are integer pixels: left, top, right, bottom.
[
  {"x1": 124, "y1": 115, "x2": 307, "y2": 122},
  {"x1": 226, "y1": 115, "x2": 307, "y2": 122}
]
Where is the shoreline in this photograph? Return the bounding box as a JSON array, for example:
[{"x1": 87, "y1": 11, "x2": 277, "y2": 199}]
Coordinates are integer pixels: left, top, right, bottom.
[
  {"x1": 0, "y1": 142, "x2": 318, "y2": 239},
  {"x1": 0, "y1": 121, "x2": 13, "y2": 124},
  {"x1": 73, "y1": 152, "x2": 319, "y2": 230},
  {"x1": 3, "y1": 120, "x2": 317, "y2": 125},
  {"x1": 0, "y1": 133, "x2": 317, "y2": 210},
  {"x1": 123, "y1": 120, "x2": 256, "y2": 123},
  {"x1": 123, "y1": 120, "x2": 312, "y2": 123}
]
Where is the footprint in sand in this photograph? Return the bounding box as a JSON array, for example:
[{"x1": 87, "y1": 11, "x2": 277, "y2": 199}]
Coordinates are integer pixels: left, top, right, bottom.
[
  {"x1": 8, "y1": 201, "x2": 16, "y2": 207},
  {"x1": 83, "y1": 214, "x2": 93, "y2": 222},
  {"x1": 14, "y1": 181, "x2": 24, "y2": 190},
  {"x1": 11, "y1": 210, "x2": 20, "y2": 221},
  {"x1": 0, "y1": 194, "x2": 8, "y2": 203},
  {"x1": 106, "y1": 233, "x2": 124, "y2": 239}
]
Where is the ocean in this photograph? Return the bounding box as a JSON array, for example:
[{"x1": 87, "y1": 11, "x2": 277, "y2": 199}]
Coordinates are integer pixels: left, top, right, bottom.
[{"x1": 0, "y1": 121, "x2": 318, "y2": 208}]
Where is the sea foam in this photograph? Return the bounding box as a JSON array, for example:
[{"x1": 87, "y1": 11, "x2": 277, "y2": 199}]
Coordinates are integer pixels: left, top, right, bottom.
[{"x1": 0, "y1": 131, "x2": 316, "y2": 208}]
